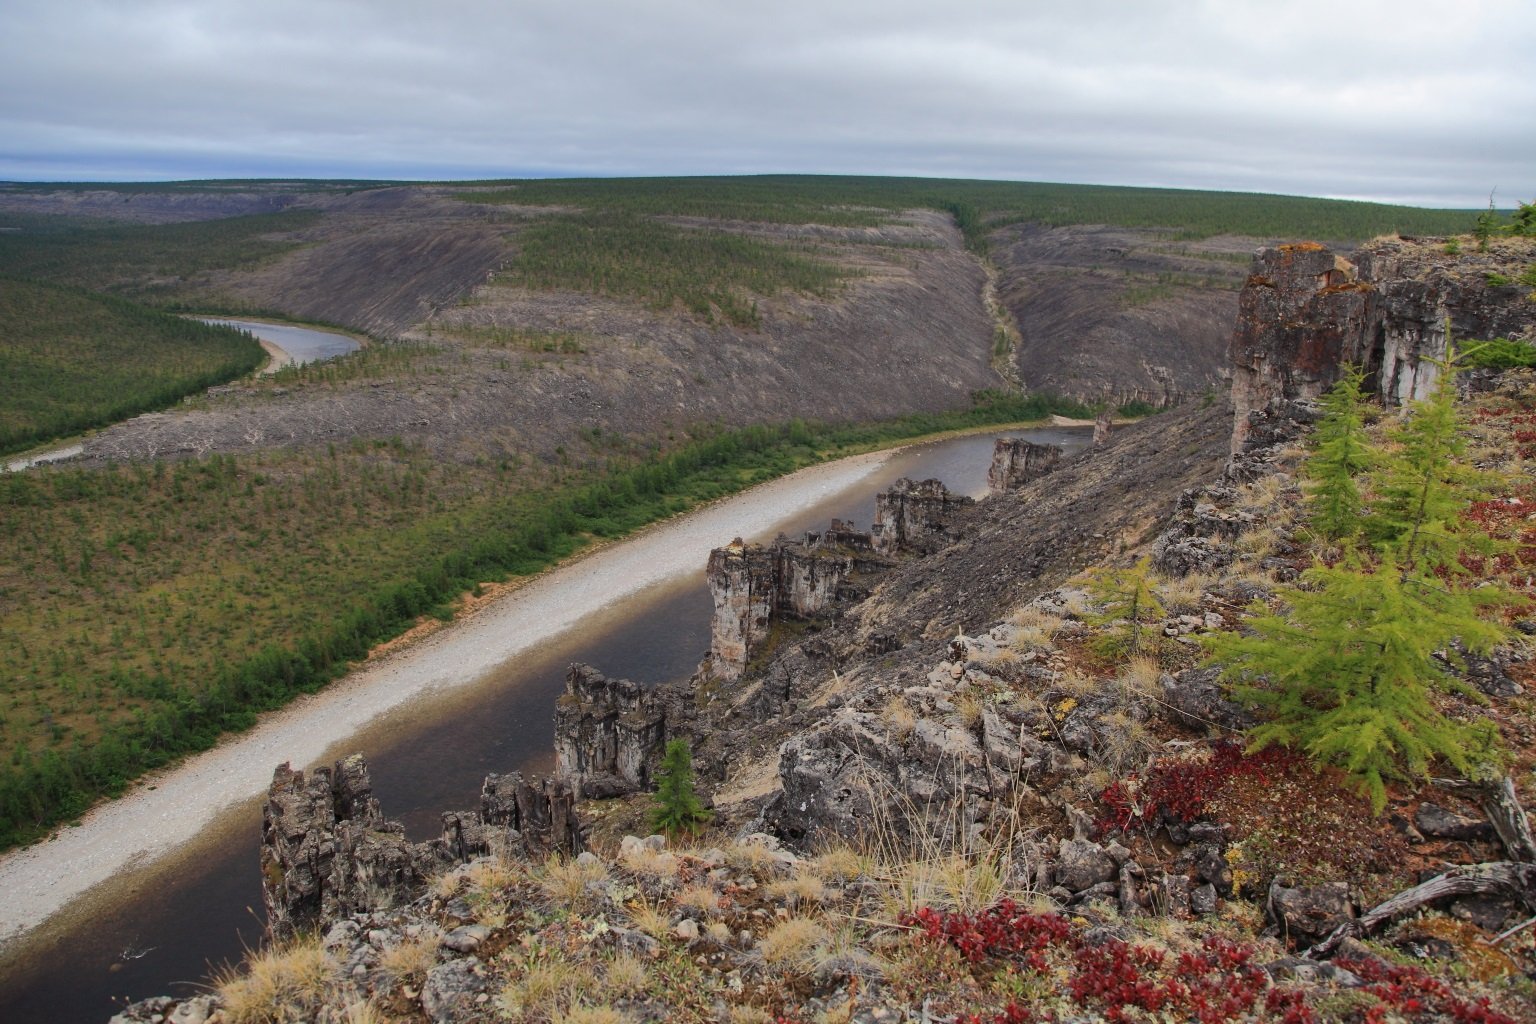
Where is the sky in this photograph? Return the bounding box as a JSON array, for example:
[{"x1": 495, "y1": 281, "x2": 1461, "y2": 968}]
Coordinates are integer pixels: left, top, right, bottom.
[{"x1": 2, "y1": 0, "x2": 1532, "y2": 208}]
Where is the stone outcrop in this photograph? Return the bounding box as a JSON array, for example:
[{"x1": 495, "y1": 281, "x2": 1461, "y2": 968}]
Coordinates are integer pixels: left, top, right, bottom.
[
  {"x1": 870, "y1": 477, "x2": 974, "y2": 556},
  {"x1": 1230, "y1": 239, "x2": 1536, "y2": 455},
  {"x1": 707, "y1": 524, "x2": 893, "y2": 681},
  {"x1": 987, "y1": 438, "x2": 1063, "y2": 494},
  {"x1": 1093, "y1": 409, "x2": 1113, "y2": 446},
  {"x1": 555, "y1": 662, "x2": 669, "y2": 796},
  {"x1": 261, "y1": 755, "x2": 580, "y2": 937},
  {"x1": 261, "y1": 754, "x2": 418, "y2": 938}
]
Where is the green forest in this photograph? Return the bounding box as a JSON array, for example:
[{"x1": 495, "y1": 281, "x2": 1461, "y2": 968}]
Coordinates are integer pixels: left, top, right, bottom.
[{"x1": 460, "y1": 174, "x2": 1479, "y2": 246}]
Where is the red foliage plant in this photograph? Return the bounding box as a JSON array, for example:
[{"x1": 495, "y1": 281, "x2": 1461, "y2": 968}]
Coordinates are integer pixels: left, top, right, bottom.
[
  {"x1": 1096, "y1": 740, "x2": 1304, "y2": 836},
  {"x1": 1335, "y1": 957, "x2": 1518, "y2": 1024},
  {"x1": 904, "y1": 901, "x2": 1318, "y2": 1024}
]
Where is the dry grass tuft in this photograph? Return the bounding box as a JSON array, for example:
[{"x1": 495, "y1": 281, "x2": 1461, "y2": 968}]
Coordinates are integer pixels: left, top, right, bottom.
[
  {"x1": 339, "y1": 999, "x2": 387, "y2": 1024},
  {"x1": 980, "y1": 645, "x2": 1019, "y2": 671},
  {"x1": 765, "y1": 873, "x2": 828, "y2": 909},
  {"x1": 619, "y1": 846, "x2": 681, "y2": 882},
  {"x1": 553, "y1": 1006, "x2": 631, "y2": 1024},
  {"x1": 376, "y1": 931, "x2": 441, "y2": 988},
  {"x1": 541, "y1": 854, "x2": 608, "y2": 913},
  {"x1": 1115, "y1": 654, "x2": 1163, "y2": 699},
  {"x1": 627, "y1": 897, "x2": 673, "y2": 939},
  {"x1": 1154, "y1": 572, "x2": 1209, "y2": 613},
  {"x1": 725, "y1": 840, "x2": 780, "y2": 875},
  {"x1": 807, "y1": 844, "x2": 866, "y2": 883},
  {"x1": 676, "y1": 882, "x2": 722, "y2": 916},
  {"x1": 216, "y1": 936, "x2": 335, "y2": 1024},
  {"x1": 956, "y1": 690, "x2": 986, "y2": 730},
  {"x1": 1095, "y1": 710, "x2": 1158, "y2": 778},
  {"x1": 602, "y1": 954, "x2": 650, "y2": 999},
  {"x1": 1009, "y1": 606, "x2": 1063, "y2": 650},
  {"x1": 1055, "y1": 668, "x2": 1100, "y2": 698},
  {"x1": 499, "y1": 957, "x2": 584, "y2": 1020},
  {"x1": 759, "y1": 916, "x2": 830, "y2": 975},
  {"x1": 880, "y1": 695, "x2": 917, "y2": 740}
]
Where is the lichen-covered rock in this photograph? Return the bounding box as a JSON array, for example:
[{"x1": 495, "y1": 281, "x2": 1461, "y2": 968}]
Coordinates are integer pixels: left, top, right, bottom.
[
  {"x1": 1159, "y1": 668, "x2": 1253, "y2": 732},
  {"x1": 1414, "y1": 803, "x2": 1495, "y2": 843},
  {"x1": 1056, "y1": 839, "x2": 1118, "y2": 892},
  {"x1": 420, "y1": 957, "x2": 488, "y2": 1023},
  {"x1": 262, "y1": 756, "x2": 581, "y2": 937}
]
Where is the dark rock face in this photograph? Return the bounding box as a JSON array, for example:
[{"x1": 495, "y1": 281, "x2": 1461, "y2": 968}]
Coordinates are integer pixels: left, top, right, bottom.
[
  {"x1": 987, "y1": 438, "x2": 1063, "y2": 494},
  {"x1": 1230, "y1": 240, "x2": 1536, "y2": 455},
  {"x1": 870, "y1": 478, "x2": 974, "y2": 556},
  {"x1": 554, "y1": 663, "x2": 669, "y2": 795},
  {"x1": 1159, "y1": 668, "x2": 1255, "y2": 732},
  {"x1": 261, "y1": 755, "x2": 580, "y2": 937},
  {"x1": 1229, "y1": 244, "x2": 1372, "y2": 456}
]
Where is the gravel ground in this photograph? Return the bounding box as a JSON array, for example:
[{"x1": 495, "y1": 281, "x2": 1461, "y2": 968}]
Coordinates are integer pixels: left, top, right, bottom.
[{"x1": 0, "y1": 448, "x2": 898, "y2": 952}]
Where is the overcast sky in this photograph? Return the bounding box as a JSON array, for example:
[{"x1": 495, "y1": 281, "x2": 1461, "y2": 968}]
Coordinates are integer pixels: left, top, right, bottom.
[{"x1": 2, "y1": 1, "x2": 1532, "y2": 207}]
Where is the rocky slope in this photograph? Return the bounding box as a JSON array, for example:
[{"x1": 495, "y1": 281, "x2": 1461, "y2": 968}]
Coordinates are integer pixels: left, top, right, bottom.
[
  {"x1": 992, "y1": 222, "x2": 1258, "y2": 407},
  {"x1": 110, "y1": 235, "x2": 1536, "y2": 1023},
  {"x1": 73, "y1": 202, "x2": 1004, "y2": 466}
]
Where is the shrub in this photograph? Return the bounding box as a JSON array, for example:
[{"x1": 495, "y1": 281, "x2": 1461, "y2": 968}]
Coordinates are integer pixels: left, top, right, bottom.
[{"x1": 651, "y1": 739, "x2": 711, "y2": 835}]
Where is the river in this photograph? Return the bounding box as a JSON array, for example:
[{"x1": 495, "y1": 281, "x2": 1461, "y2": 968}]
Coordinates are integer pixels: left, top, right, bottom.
[{"x1": 0, "y1": 426, "x2": 1087, "y2": 1021}]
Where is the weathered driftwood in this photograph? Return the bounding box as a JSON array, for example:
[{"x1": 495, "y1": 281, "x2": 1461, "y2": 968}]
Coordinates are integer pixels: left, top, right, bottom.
[
  {"x1": 1429, "y1": 775, "x2": 1536, "y2": 863},
  {"x1": 1305, "y1": 861, "x2": 1536, "y2": 958}
]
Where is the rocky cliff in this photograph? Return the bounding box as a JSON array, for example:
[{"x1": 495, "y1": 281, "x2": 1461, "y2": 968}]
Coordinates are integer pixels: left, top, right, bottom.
[
  {"x1": 703, "y1": 482, "x2": 970, "y2": 681},
  {"x1": 261, "y1": 755, "x2": 580, "y2": 937},
  {"x1": 554, "y1": 663, "x2": 672, "y2": 797},
  {"x1": 1230, "y1": 237, "x2": 1536, "y2": 453},
  {"x1": 986, "y1": 436, "x2": 1063, "y2": 493}
]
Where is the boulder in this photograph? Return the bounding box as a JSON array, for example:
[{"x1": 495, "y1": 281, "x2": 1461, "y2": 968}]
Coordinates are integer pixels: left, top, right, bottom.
[
  {"x1": 1270, "y1": 880, "x2": 1355, "y2": 943},
  {"x1": 1055, "y1": 839, "x2": 1117, "y2": 892}
]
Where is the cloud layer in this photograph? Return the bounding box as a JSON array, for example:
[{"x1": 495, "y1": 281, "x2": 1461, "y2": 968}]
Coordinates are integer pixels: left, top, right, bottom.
[{"x1": 3, "y1": 0, "x2": 1532, "y2": 206}]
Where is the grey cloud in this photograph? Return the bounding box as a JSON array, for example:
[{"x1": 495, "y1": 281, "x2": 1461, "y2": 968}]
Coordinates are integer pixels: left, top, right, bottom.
[{"x1": 0, "y1": 0, "x2": 1532, "y2": 205}]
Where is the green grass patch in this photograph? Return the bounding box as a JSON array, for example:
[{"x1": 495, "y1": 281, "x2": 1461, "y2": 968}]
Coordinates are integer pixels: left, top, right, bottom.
[
  {"x1": 506, "y1": 211, "x2": 851, "y2": 327},
  {"x1": 0, "y1": 389, "x2": 1088, "y2": 850},
  {"x1": 0, "y1": 279, "x2": 265, "y2": 455}
]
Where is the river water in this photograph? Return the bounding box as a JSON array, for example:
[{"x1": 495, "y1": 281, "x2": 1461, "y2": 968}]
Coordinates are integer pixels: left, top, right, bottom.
[
  {"x1": 0, "y1": 427, "x2": 1086, "y2": 1021},
  {"x1": 200, "y1": 318, "x2": 361, "y2": 369}
]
